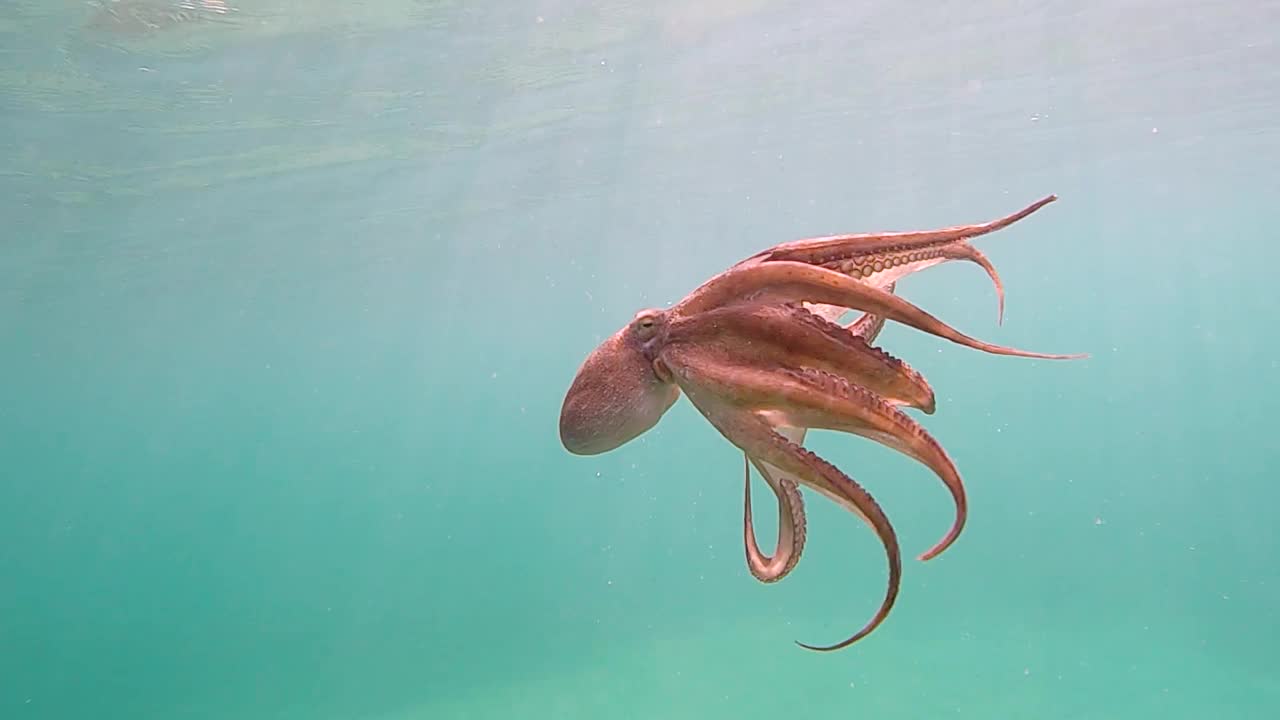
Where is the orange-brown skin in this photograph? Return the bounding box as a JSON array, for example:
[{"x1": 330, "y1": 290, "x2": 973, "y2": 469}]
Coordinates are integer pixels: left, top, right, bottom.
[
  {"x1": 558, "y1": 196, "x2": 1086, "y2": 652},
  {"x1": 738, "y1": 301, "x2": 894, "y2": 586},
  {"x1": 734, "y1": 197, "x2": 1057, "y2": 583},
  {"x1": 732, "y1": 194, "x2": 1062, "y2": 327},
  {"x1": 742, "y1": 292, "x2": 895, "y2": 586}
]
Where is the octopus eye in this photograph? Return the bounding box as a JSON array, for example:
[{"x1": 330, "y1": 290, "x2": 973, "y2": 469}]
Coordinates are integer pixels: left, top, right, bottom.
[{"x1": 631, "y1": 309, "x2": 665, "y2": 334}]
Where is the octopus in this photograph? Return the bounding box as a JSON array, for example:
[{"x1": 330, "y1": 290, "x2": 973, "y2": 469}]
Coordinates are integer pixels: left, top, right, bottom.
[{"x1": 558, "y1": 195, "x2": 1087, "y2": 652}]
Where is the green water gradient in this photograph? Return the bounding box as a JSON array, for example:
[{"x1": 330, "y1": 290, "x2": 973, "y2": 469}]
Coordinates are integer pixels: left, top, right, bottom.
[{"x1": 2, "y1": 1, "x2": 1278, "y2": 718}]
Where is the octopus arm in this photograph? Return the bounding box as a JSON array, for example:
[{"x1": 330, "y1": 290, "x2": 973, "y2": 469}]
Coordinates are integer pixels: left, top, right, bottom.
[
  {"x1": 668, "y1": 303, "x2": 935, "y2": 413},
  {"x1": 675, "y1": 261, "x2": 1086, "y2": 361},
  {"x1": 739, "y1": 285, "x2": 896, "y2": 584},
  {"x1": 742, "y1": 447, "x2": 808, "y2": 583},
  {"x1": 676, "y1": 349, "x2": 965, "y2": 561},
  {"x1": 938, "y1": 243, "x2": 1007, "y2": 325},
  {"x1": 740, "y1": 195, "x2": 1056, "y2": 269},
  {"x1": 843, "y1": 281, "x2": 895, "y2": 342},
  {"x1": 665, "y1": 349, "x2": 901, "y2": 651},
  {"x1": 767, "y1": 367, "x2": 969, "y2": 562}
]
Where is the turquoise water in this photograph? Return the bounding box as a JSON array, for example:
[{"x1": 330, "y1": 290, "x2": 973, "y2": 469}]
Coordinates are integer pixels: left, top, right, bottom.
[{"x1": 3, "y1": 1, "x2": 1278, "y2": 718}]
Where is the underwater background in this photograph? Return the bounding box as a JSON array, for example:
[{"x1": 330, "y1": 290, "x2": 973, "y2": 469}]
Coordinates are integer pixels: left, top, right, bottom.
[{"x1": 3, "y1": 1, "x2": 1278, "y2": 718}]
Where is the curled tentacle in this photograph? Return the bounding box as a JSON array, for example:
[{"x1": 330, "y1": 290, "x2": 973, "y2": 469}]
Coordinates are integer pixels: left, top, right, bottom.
[
  {"x1": 666, "y1": 346, "x2": 921, "y2": 650},
  {"x1": 743, "y1": 451, "x2": 807, "y2": 583},
  {"x1": 939, "y1": 243, "x2": 1006, "y2": 325},
  {"x1": 664, "y1": 341, "x2": 966, "y2": 562},
  {"x1": 675, "y1": 380, "x2": 901, "y2": 652}
]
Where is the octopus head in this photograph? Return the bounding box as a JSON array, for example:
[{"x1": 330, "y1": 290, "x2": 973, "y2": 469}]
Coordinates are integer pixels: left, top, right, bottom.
[{"x1": 559, "y1": 308, "x2": 679, "y2": 455}]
